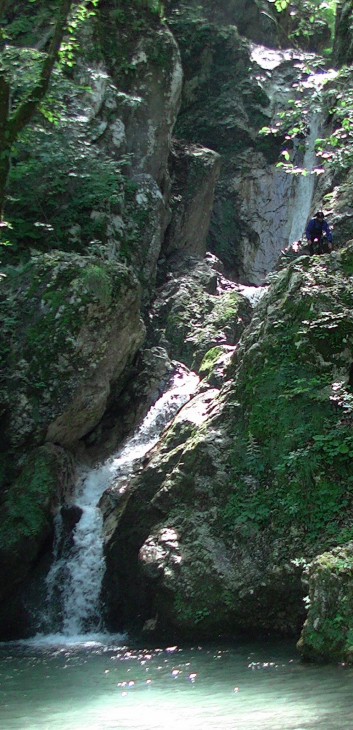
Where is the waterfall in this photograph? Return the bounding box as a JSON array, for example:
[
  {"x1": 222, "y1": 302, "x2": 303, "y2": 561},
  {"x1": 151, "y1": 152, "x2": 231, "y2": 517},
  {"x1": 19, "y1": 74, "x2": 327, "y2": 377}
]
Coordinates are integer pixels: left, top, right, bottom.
[
  {"x1": 288, "y1": 113, "x2": 322, "y2": 245},
  {"x1": 43, "y1": 366, "x2": 199, "y2": 638}
]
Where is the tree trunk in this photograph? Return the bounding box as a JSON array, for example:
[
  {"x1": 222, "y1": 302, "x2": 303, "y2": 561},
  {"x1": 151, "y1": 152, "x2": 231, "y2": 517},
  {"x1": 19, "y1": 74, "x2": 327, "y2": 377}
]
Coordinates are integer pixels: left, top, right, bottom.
[
  {"x1": 0, "y1": 72, "x2": 10, "y2": 221},
  {"x1": 0, "y1": 0, "x2": 74, "y2": 220}
]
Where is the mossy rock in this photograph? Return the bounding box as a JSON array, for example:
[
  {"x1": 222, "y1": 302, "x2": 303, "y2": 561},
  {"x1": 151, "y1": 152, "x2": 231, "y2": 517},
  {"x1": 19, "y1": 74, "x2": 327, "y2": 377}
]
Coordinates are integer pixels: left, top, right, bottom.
[
  {"x1": 298, "y1": 543, "x2": 353, "y2": 663},
  {"x1": 0, "y1": 249, "x2": 144, "y2": 467},
  {"x1": 150, "y1": 256, "x2": 252, "y2": 370},
  {"x1": 0, "y1": 444, "x2": 75, "y2": 600}
]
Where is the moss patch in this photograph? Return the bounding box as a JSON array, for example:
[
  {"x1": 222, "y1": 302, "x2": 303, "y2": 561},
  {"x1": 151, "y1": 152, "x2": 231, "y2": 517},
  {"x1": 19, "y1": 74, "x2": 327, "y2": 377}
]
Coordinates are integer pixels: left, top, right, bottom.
[{"x1": 0, "y1": 447, "x2": 61, "y2": 551}]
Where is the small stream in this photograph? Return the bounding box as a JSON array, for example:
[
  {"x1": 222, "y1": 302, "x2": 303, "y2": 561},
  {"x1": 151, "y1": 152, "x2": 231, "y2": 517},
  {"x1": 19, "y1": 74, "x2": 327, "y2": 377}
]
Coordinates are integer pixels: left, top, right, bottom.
[{"x1": 288, "y1": 113, "x2": 322, "y2": 245}]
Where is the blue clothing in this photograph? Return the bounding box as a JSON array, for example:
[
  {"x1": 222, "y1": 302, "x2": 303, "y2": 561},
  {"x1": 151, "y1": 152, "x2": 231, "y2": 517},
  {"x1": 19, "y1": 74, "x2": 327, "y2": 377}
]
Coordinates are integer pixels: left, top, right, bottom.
[{"x1": 306, "y1": 217, "x2": 332, "y2": 243}]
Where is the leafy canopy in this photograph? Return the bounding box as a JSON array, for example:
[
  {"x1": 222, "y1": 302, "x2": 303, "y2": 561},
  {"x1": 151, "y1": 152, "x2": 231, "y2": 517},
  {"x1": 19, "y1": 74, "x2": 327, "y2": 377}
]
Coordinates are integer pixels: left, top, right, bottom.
[{"x1": 265, "y1": 0, "x2": 338, "y2": 48}]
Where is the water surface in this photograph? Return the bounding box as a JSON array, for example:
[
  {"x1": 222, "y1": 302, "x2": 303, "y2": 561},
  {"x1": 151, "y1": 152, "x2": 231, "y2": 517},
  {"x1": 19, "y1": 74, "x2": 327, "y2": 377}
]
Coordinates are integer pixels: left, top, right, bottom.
[{"x1": 1, "y1": 636, "x2": 353, "y2": 729}]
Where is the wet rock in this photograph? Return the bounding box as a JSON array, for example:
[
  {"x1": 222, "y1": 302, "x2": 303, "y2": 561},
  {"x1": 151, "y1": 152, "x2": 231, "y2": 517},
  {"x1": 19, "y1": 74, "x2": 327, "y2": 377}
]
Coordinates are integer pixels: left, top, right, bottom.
[
  {"x1": 61, "y1": 504, "x2": 84, "y2": 534},
  {"x1": 84, "y1": 346, "x2": 173, "y2": 460},
  {"x1": 103, "y1": 245, "x2": 353, "y2": 640}
]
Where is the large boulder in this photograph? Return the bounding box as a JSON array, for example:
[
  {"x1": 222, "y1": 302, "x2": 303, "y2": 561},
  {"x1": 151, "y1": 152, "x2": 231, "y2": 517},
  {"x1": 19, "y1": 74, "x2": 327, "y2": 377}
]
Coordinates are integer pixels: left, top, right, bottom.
[
  {"x1": 163, "y1": 141, "x2": 221, "y2": 258},
  {"x1": 0, "y1": 250, "x2": 145, "y2": 484},
  {"x1": 97, "y1": 1, "x2": 183, "y2": 187}
]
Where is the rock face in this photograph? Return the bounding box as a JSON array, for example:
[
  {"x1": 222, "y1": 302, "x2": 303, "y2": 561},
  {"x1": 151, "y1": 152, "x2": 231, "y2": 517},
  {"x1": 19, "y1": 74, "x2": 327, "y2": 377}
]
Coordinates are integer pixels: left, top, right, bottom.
[
  {"x1": 0, "y1": 0, "x2": 188, "y2": 626},
  {"x1": 104, "y1": 245, "x2": 353, "y2": 645},
  {"x1": 333, "y1": 1, "x2": 353, "y2": 66},
  {"x1": 166, "y1": 0, "x2": 280, "y2": 47},
  {"x1": 3, "y1": 0, "x2": 353, "y2": 661},
  {"x1": 163, "y1": 142, "x2": 221, "y2": 258},
  {"x1": 98, "y1": 1, "x2": 183, "y2": 187},
  {"x1": 167, "y1": 7, "x2": 319, "y2": 283},
  {"x1": 0, "y1": 444, "x2": 76, "y2": 638},
  {"x1": 0, "y1": 245, "x2": 148, "y2": 633},
  {"x1": 70, "y1": 1, "x2": 184, "y2": 297}
]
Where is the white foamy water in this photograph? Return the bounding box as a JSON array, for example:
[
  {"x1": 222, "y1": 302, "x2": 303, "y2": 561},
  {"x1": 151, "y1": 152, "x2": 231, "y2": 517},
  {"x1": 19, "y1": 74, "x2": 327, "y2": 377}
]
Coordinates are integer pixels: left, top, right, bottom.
[
  {"x1": 44, "y1": 367, "x2": 200, "y2": 638},
  {"x1": 250, "y1": 43, "x2": 315, "y2": 70},
  {"x1": 287, "y1": 69, "x2": 338, "y2": 245},
  {"x1": 237, "y1": 285, "x2": 268, "y2": 306}
]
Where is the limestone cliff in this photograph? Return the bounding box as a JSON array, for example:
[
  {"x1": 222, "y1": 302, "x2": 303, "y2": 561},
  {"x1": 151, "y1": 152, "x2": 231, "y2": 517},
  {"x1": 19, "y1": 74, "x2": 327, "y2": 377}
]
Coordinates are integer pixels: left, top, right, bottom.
[{"x1": 2, "y1": 0, "x2": 353, "y2": 662}]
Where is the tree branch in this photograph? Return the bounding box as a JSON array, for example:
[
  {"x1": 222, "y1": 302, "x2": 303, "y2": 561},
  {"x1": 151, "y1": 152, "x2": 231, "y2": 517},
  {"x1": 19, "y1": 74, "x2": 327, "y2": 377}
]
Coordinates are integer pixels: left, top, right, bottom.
[
  {"x1": 0, "y1": 71, "x2": 10, "y2": 138},
  {"x1": 0, "y1": 0, "x2": 9, "y2": 23},
  {"x1": 7, "y1": 0, "x2": 74, "y2": 143}
]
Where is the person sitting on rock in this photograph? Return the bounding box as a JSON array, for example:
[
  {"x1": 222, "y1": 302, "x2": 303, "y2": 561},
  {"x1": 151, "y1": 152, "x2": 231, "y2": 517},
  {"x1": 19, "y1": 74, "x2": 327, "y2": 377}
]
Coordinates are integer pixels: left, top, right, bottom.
[{"x1": 306, "y1": 211, "x2": 333, "y2": 255}]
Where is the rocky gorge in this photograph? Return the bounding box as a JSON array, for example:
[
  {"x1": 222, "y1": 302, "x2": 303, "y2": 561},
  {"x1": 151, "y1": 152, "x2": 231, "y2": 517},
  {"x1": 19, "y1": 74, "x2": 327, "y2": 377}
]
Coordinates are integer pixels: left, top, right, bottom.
[{"x1": 2, "y1": 0, "x2": 353, "y2": 664}]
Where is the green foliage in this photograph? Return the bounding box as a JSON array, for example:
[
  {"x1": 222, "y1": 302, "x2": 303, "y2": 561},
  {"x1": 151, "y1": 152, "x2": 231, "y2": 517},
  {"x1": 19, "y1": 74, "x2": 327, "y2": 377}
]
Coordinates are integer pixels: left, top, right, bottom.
[
  {"x1": 0, "y1": 252, "x2": 131, "y2": 440},
  {"x1": 174, "y1": 594, "x2": 211, "y2": 625},
  {"x1": 222, "y1": 481, "x2": 272, "y2": 528},
  {"x1": 259, "y1": 60, "x2": 353, "y2": 177},
  {"x1": 0, "y1": 46, "x2": 44, "y2": 112},
  {"x1": 269, "y1": 0, "x2": 338, "y2": 45},
  {"x1": 315, "y1": 68, "x2": 353, "y2": 170},
  {"x1": 81, "y1": 264, "x2": 112, "y2": 305},
  {"x1": 59, "y1": 0, "x2": 100, "y2": 69},
  {"x1": 220, "y1": 255, "x2": 353, "y2": 548},
  {"x1": 257, "y1": 3, "x2": 353, "y2": 178},
  {"x1": 223, "y1": 429, "x2": 353, "y2": 543},
  {"x1": 135, "y1": 0, "x2": 164, "y2": 16},
  {"x1": 299, "y1": 547, "x2": 353, "y2": 661},
  {"x1": 0, "y1": 450, "x2": 57, "y2": 550},
  {"x1": 110, "y1": 0, "x2": 164, "y2": 23},
  {"x1": 7, "y1": 105, "x2": 124, "y2": 253}
]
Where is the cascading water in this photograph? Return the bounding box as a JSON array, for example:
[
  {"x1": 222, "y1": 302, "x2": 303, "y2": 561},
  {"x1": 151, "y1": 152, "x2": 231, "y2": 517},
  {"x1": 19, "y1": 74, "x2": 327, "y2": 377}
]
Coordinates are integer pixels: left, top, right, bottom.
[
  {"x1": 287, "y1": 68, "x2": 338, "y2": 245},
  {"x1": 43, "y1": 366, "x2": 199, "y2": 638},
  {"x1": 288, "y1": 113, "x2": 322, "y2": 245}
]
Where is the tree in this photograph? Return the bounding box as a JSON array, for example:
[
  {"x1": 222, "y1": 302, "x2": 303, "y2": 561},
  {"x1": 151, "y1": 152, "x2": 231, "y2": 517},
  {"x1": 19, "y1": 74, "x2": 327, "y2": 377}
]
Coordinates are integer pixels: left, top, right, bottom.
[
  {"x1": 0, "y1": 0, "x2": 98, "y2": 222},
  {"x1": 262, "y1": 0, "x2": 338, "y2": 50}
]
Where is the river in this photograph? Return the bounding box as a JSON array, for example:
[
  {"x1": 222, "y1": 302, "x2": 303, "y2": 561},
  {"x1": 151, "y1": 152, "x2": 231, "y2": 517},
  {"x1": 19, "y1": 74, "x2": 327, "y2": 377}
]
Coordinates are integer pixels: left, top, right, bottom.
[{"x1": 1, "y1": 636, "x2": 353, "y2": 729}]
